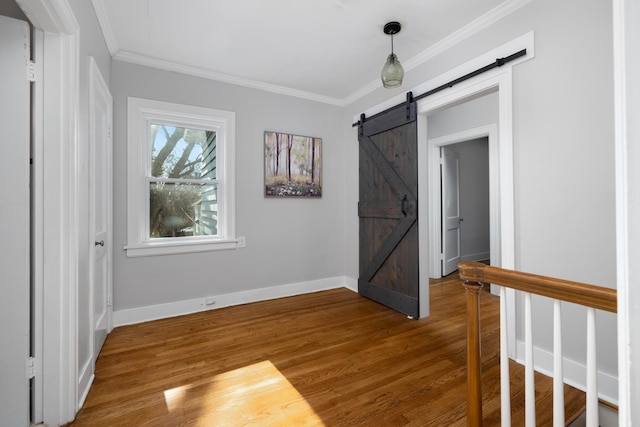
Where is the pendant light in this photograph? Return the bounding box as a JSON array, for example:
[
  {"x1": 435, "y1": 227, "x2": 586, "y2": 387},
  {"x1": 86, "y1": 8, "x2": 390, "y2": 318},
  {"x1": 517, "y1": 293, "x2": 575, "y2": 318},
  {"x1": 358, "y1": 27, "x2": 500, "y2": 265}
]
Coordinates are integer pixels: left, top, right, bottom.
[{"x1": 381, "y1": 21, "x2": 404, "y2": 88}]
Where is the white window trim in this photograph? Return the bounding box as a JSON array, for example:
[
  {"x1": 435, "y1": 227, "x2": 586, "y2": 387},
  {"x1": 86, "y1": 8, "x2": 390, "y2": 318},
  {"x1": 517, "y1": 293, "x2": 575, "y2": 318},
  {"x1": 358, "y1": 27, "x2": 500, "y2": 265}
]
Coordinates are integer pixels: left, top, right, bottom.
[{"x1": 126, "y1": 97, "x2": 236, "y2": 257}]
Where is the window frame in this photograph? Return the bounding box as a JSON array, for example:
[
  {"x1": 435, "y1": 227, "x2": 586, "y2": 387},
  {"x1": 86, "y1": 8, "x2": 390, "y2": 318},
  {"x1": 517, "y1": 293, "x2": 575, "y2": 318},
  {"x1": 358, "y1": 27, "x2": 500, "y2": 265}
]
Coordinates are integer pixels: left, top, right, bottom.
[{"x1": 126, "y1": 97, "x2": 236, "y2": 257}]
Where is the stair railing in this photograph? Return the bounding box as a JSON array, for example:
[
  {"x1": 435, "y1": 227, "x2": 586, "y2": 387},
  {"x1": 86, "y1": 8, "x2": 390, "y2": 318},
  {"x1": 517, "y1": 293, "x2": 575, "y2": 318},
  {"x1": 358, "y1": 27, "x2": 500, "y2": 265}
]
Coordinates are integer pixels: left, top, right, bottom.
[{"x1": 459, "y1": 261, "x2": 617, "y2": 427}]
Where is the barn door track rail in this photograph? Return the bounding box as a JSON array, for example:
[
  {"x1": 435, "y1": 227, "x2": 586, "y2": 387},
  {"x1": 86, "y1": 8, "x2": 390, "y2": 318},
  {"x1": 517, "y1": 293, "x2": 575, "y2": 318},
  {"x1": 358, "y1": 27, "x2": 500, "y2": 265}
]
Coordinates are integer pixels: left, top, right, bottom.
[{"x1": 353, "y1": 49, "x2": 527, "y2": 130}]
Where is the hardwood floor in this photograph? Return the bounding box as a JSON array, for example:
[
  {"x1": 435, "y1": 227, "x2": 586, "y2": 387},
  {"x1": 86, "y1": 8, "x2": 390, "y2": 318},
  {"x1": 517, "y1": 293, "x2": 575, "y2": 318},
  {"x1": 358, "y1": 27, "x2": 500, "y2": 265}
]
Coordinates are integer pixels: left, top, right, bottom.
[{"x1": 69, "y1": 275, "x2": 584, "y2": 426}]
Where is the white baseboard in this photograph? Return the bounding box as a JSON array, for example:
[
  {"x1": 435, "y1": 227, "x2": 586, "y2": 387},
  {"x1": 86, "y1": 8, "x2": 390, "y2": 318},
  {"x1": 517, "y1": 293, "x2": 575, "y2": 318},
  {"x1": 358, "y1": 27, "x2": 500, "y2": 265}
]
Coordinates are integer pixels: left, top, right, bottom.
[
  {"x1": 515, "y1": 340, "x2": 618, "y2": 405},
  {"x1": 77, "y1": 359, "x2": 94, "y2": 409},
  {"x1": 461, "y1": 251, "x2": 490, "y2": 262},
  {"x1": 113, "y1": 276, "x2": 354, "y2": 327},
  {"x1": 343, "y1": 276, "x2": 358, "y2": 293}
]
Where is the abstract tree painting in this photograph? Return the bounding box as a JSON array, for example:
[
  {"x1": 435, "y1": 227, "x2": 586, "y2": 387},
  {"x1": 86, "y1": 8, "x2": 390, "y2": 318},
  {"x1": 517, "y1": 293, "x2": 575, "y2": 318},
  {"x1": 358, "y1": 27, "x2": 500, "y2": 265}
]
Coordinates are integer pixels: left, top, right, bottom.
[{"x1": 264, "y1": 131, "x2": 322, "y2": 198}]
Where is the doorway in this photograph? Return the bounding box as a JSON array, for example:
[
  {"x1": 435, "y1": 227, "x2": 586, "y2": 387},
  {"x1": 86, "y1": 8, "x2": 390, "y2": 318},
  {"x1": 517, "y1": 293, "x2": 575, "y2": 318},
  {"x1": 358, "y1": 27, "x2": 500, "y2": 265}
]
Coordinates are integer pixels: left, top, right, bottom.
[
  {"x1": 439, "y1": 138, "x2": 490, "y2": 277},
  {"x1": 416, "y1": 71, "x2": 517, "y2": 354},
  {"x1": 420, "y1": 90, "x2": 503, "y2": 282},
  {"x1": 429, "y1": 127, "x2": 494, "y2": 279}
]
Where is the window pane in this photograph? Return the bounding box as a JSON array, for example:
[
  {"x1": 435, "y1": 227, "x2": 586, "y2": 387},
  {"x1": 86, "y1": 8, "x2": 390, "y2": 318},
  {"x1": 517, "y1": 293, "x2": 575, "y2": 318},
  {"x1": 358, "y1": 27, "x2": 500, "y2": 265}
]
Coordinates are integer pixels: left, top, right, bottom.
[
  {"x1": 149, "y1": 182, "x2": 218, "y2": 238},
  {"x1": 150, "y1": 124, "x2": 216, "y2": 180}
]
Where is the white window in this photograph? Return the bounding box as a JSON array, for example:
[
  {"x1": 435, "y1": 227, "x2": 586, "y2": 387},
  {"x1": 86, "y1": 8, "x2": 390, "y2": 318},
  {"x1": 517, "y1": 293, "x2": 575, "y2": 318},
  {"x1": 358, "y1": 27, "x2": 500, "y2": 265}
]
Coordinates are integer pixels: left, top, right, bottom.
[{"x1": 126, "y1": 97, "x2": 236, "y2": 257}]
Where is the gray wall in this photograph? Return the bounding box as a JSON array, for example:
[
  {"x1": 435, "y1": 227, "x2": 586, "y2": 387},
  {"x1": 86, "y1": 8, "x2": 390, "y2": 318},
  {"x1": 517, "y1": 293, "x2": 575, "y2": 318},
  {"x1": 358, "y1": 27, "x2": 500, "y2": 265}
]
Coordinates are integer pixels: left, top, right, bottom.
[
  {"x1": 426, "y1": 92, "x2": 498, "y2": 140},
  {"x1": 343, "y1": 0, "x2": 616, "y2": 389},
  {"x1": 111, "y1": 61, "x2": 346, "y2": 310},
  {"x1": 0, "y1": 0, "x2": 27, "y2": 20}
]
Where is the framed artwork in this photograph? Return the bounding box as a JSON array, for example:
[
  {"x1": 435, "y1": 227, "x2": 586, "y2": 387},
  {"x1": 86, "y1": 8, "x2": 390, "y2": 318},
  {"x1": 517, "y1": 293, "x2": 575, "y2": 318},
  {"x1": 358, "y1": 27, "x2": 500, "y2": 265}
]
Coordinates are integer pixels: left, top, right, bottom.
[{"x1": 264, "y1": 131, "x2": 322, "y2": 198}]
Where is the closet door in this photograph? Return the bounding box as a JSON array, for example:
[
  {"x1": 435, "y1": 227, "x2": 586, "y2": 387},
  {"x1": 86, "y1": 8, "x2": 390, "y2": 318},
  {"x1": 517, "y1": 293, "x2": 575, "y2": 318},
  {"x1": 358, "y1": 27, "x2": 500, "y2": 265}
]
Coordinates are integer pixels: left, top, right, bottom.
[{"x1": 0, "y1": 15, "x2": 31, "y2": 427}]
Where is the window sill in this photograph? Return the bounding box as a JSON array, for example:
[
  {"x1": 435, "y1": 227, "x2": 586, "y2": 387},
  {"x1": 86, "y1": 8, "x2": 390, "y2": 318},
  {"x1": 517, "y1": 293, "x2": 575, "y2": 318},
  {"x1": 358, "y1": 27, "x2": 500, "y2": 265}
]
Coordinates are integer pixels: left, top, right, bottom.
[{"x1": 125, "y1": 238, "x2": 239, "y2": 258}]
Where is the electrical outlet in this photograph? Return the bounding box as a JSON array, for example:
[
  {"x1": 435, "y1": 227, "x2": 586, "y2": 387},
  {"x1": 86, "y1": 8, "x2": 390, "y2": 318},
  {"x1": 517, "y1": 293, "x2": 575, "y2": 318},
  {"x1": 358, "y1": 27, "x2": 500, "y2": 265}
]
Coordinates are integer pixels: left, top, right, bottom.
[{"x1": 237, "y1": 236, "x2": 246, "y2": 248}]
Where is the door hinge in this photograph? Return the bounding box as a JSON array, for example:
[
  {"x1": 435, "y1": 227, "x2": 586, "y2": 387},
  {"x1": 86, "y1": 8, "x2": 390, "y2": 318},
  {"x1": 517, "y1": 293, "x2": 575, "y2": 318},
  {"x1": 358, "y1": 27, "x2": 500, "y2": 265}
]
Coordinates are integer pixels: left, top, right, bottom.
[
  {"x1": 107, "y1": 125, "x2": 112, "y2": 139},
  {"x1": 27, "y1": 60, "x2": 36, "y2": 83},
  {"x1": 107, "y1": 293, "x2": 113, "y2": 308},
  {"x1": 26, "y1": 356, "x2": 39, "y2": 379}
]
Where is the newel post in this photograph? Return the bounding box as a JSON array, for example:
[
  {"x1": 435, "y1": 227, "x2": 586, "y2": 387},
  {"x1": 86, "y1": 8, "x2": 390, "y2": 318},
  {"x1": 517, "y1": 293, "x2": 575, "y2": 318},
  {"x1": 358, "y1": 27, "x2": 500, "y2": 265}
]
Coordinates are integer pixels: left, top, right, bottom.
[{"x1": 463, "y1": 278, "x2": 484, "y2": 427}]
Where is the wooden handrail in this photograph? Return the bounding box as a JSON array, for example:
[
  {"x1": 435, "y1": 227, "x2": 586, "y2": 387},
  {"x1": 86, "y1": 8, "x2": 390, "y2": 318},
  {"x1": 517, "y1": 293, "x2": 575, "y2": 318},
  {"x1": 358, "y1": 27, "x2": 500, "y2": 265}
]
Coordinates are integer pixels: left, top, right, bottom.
[
  {"x1": 459, "y1": 262, "x2": 617, "y2": 313},
  {"x1": 459, "y1": 261, "x2": 617, "y2": 426}
]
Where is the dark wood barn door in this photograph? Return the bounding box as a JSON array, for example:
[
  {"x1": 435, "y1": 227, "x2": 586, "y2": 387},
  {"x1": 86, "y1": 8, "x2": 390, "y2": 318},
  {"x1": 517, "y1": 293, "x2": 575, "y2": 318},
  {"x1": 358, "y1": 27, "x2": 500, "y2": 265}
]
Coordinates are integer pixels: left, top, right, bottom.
[{"x1": 358, "y1": 99, "x2": 419, "y2": 318}]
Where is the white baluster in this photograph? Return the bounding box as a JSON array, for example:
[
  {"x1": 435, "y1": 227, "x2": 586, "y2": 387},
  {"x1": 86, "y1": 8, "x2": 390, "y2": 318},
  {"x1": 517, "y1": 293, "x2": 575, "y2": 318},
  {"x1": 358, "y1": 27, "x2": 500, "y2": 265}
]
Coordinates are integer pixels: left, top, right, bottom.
[
  {"x1": 553, "y1": 300, "x2": 564, "y2": 427},
  {"x1": 525, "y1": 292, "x2": 535, "y2": 427},
  {"x1": 586, "y1": 308, "x2": 599, "y2": 427},
  {"x1": 500, "y1": 285, "x2": 511, "y2": 426}
]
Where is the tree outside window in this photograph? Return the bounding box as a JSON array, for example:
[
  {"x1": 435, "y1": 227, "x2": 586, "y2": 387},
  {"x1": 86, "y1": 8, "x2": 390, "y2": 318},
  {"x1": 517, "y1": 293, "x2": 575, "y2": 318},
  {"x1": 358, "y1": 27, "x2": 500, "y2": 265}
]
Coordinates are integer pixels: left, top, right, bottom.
[{"x1": 149, "y1": 125, "x2": 217, "y2": 238}]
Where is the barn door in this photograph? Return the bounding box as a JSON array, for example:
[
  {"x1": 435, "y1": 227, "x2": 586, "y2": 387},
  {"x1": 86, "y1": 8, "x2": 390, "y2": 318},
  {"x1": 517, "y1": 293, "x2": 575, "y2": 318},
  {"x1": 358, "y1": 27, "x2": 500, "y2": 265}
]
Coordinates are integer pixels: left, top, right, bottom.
[{"x1": 358, "y1": 97, "x2": 419, "y2": 318}]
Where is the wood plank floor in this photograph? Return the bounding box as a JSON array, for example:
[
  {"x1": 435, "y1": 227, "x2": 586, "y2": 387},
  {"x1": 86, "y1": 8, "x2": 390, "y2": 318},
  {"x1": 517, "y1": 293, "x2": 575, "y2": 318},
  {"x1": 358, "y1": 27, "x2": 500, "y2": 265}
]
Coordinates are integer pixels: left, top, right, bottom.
[{"x1": 69, "y1": 275, "x2": 585, "y2": 426}]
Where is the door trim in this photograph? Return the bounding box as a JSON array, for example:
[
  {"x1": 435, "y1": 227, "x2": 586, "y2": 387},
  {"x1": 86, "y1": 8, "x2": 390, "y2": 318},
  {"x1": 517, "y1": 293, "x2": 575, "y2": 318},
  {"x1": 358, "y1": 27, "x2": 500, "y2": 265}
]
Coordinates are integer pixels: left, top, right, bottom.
[
  {"x1": 417, "y1": 68, "x2": 516, "y2": 356},
  {"x1": 81, "y1": 56, "x2": 113, "y2": 408},
  {"x1": 427, "y1": 124, "x2": 499, "y2": 278},
  {"x1": 18, "y1": 0, "x2": 80, "y2": 424}
]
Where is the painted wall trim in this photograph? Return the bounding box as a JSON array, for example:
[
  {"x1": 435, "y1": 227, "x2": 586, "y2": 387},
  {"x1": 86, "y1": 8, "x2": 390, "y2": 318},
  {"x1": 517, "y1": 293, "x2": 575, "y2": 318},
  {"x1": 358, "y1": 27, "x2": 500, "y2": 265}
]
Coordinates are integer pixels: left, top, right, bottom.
[
  {"x1": 461, "y1": 252, "x2": 491, "y2": 263},
  {"x1": 90, "y1": 0, "x2": 531, "y2": 107},
  {"x1": 16, "y1": 0, "x2": 81, "y2": 424},
  {"x1": 613, "y1": 0, "x2": 639, "y2": 423},
  {"x1": 114, "y1": 277, "x2": 356, "y2": 327},
  {"x1": 427, "y1": 124, "x2": 498, "y2": 279},
  {"x1": 515, "y1": 340, "x2": 619, "y2": 406}
]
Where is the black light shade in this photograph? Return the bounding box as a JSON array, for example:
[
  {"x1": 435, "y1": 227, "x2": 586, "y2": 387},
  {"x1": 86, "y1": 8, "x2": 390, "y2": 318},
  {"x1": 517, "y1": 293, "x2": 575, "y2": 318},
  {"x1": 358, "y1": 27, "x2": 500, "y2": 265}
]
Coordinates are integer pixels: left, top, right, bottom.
[{"x1": 381, "y1": 22, "x2": 404, "y2": 88}]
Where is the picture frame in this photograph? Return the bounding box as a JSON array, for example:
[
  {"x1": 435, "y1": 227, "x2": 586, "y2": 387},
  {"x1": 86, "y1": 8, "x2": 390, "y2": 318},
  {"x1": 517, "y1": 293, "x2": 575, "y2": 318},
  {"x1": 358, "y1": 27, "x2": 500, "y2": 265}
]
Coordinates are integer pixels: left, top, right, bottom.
[{"x1": 264, "y1": 131, "x2": 322, "y2": 198}]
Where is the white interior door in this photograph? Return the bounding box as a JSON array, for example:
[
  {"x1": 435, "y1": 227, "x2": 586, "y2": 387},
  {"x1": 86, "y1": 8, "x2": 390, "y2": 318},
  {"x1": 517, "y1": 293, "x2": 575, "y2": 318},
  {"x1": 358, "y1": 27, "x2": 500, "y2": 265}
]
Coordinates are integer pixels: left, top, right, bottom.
[
  {"x1": 441, "y1": 146, "x2": 462, "y2": 276},
  {"x1": 0, "y1": 15, "x2": 31, "y2": 426},
  {"x1": 89, "y1": 58, "x2": 113, "y2": 358}
]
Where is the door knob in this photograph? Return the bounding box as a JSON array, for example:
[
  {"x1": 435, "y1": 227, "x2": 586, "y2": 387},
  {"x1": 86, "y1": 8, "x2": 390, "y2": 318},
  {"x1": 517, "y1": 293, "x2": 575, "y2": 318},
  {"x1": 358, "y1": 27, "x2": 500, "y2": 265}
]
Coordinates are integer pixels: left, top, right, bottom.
[{"x1": 95, "y1": 240, "x2": 105, "y2": 247}]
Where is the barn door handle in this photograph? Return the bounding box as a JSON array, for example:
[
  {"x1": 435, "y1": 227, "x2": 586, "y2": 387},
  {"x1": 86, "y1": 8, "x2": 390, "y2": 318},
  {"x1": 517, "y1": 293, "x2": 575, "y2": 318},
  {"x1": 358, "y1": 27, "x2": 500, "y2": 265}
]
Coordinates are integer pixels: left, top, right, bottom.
[{"x1": 401, "y1": 195, "x2": 408, "y2": 217}]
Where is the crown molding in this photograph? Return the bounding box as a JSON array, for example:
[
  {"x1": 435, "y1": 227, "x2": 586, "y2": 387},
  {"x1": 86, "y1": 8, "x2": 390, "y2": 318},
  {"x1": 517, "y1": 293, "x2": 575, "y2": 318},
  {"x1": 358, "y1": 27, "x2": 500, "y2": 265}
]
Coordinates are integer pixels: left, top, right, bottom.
[
  {"x1": 405, "y1": 0, "x2": 533, "y2": 73},
  {"x1": 90, "y1": 0, "x2": 118, "y2": 56},
  {"x1": 343, "y1": 0, "x2": 533, "y2": 105},
  {"x1": 114, "y1": 51, "x2": 346, "y2": 106},
  {"x1": 97, "y1": 0, "x2": 532, "y2": 107}
]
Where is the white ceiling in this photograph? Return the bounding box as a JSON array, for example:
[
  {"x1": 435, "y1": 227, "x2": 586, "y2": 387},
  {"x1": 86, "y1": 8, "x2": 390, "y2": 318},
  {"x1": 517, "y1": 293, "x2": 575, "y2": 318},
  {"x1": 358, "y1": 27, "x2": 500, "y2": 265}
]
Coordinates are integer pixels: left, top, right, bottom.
[{"x1": 92, "y1": 0, "x2": 526, "y2": 105}]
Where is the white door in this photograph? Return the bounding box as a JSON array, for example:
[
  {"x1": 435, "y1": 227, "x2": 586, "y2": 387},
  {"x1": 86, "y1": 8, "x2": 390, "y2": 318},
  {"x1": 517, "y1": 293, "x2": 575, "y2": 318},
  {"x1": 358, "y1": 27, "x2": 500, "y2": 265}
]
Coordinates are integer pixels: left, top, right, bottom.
[
  {"x1": 0, "y1": 15, "x2": 31, "y2": 426},
  {"x1": 441, "y1": 147, "x2": 462, "y2": 276},
  {"x1": 89, "y1": 58, "x2": 113, "y2": 358}
]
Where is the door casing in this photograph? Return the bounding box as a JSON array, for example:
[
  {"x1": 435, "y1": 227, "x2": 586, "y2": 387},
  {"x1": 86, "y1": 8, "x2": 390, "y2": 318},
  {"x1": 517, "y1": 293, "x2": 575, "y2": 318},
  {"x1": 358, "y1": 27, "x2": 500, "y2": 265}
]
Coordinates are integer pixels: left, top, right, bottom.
[
  {"x1": 428, "y1": 123, "x2": 499, "y2": 280},
  {"x1": 417, "y1": 69, "x2": 516, "y2": 355}
]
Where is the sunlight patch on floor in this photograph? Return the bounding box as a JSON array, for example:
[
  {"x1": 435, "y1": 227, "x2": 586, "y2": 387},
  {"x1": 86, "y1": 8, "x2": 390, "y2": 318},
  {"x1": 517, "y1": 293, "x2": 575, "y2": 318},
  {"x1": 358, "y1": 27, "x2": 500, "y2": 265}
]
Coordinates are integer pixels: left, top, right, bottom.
[{"x1": 163, "y1": 360, "x2": 325, "y2": 426}]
